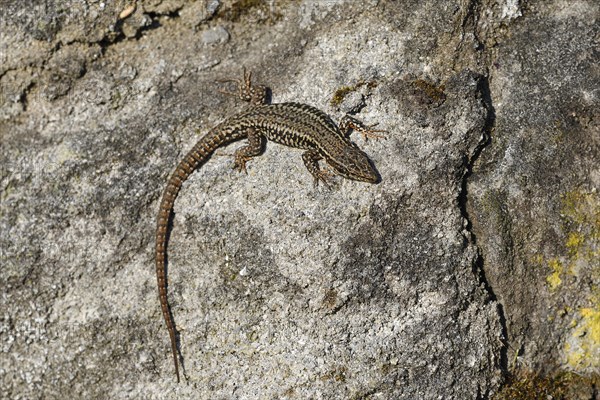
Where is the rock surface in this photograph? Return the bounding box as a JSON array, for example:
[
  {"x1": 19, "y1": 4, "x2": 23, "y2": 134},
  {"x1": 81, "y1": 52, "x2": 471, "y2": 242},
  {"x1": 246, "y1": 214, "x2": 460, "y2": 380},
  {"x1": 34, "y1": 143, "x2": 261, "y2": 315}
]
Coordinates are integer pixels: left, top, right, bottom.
[{"x1": 1, "y1": 0, "x2": 597, "y2": 399}]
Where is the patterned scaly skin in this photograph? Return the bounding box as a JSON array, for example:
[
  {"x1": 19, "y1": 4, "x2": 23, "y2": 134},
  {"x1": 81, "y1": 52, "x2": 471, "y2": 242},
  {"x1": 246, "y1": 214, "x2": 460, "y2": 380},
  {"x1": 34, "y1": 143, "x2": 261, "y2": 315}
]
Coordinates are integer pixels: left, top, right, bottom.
[{"x1": 155, "y1": 69, "x2": 384, "y2": 382}]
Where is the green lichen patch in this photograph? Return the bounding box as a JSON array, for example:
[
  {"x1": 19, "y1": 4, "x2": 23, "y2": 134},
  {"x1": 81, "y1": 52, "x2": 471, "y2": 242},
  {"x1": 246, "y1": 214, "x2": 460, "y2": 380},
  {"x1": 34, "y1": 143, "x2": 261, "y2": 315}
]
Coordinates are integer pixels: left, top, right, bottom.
[
  {"x1": 216, "y1": 0, "x2": 286, "y2": 23},
  {"x1": 321, "y1": 288, "x2": 338, "y2": 309},
  {"x1": 566, "y1": 231, "x2": 585, "y2": 257},
  {"x1": 413, "y1": 79, "x2": 446, "y2": 103},
  {"x1": 330, "y1": 80, "x2": 378, "y2": 107},
  {"x1": 493, "y1": 369, "x2": 599, "y2": 400},
  {"x1": 562, "y1": 191, "x2": 599, "y2": 228},
  {"x1": 330, "y1": 86, "x2": 355, "y2": 107}
]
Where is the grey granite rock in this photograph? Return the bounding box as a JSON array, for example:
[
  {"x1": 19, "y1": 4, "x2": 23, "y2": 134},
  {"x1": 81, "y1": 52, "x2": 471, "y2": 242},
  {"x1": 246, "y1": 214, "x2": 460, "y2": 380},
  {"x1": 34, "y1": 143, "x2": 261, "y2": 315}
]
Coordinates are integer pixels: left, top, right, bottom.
[{"x1": 1, "y1": 1, "x2": 597, "y2": 399}]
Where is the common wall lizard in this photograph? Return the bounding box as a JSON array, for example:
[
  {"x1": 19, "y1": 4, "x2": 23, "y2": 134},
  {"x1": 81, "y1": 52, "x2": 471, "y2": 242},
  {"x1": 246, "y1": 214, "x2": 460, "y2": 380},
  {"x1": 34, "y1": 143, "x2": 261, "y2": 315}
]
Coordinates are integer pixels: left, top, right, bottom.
[{"x1": 155, "y1": 69, "x2": 384, "y2": 382}]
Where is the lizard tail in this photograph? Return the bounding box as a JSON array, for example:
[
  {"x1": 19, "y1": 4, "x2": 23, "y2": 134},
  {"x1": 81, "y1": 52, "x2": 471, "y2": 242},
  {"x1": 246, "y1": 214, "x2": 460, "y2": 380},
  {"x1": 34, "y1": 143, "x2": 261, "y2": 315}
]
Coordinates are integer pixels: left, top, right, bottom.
[{"x1": 155, "y1": 130, "x2": 229, "y2": 383}]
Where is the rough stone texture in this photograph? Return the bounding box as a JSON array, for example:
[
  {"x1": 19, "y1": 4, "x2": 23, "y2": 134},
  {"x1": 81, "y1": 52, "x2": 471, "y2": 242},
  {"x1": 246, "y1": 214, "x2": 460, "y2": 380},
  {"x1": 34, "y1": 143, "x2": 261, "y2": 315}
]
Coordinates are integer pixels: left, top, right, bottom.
[
  {"x1": 0, "y1": 0, "x2": 597, "y2": 399},
  {"x1": 468, "y1": 0, "x2": 599, "y2": 379}
]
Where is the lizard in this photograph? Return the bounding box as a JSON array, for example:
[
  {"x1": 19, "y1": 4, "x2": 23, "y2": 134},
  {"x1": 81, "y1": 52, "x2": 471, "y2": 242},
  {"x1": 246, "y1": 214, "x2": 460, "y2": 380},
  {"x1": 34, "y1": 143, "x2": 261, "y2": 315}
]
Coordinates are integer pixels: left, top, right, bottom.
[{"x1": 155, "y1": 68, "x2": 384, "y2": 382}]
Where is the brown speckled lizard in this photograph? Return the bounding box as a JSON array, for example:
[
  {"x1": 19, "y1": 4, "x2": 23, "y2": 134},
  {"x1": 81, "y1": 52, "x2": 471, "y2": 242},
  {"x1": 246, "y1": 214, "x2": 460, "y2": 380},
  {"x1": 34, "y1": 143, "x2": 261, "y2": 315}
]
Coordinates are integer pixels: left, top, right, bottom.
[{"x1": 155, "y1": 69, "x2": 384, "y2": 382}]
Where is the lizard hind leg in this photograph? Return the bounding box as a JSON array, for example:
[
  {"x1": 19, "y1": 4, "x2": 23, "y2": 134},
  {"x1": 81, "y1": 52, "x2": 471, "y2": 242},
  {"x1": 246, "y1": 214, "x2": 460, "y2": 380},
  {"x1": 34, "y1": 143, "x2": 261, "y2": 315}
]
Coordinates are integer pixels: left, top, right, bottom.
[
  {"x1": 233, "y1": 128, "x2": 265, "y2": 173},
  {"x1": 217, "y1": 67, "x2": 268, "y2": 106},
  {"x1": 239, "y1": 67, "x2": 269, "y2": 105}
]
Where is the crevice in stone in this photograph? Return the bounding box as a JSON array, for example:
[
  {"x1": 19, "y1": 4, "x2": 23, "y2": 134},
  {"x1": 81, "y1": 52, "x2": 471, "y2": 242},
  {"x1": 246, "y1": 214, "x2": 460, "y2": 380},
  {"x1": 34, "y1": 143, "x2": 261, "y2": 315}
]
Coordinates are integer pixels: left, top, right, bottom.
[
  {"x1": 451, "y1": 0, "x2": 484, "y2": 70},
  {"x1": 20, "y1": 80, "x2": 36, "y2": 112},
  {"x1": 457, "y1": 73, "x2": 509, "y2": 377}
]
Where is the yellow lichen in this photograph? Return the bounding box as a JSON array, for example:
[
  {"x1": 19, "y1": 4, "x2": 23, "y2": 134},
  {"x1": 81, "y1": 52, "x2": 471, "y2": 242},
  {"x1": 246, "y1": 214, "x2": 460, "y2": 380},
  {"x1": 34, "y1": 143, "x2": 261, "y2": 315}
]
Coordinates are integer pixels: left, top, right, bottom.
[
  {"x1": 542, "y1": 190, "x2": 599, "y2": 291},
  {"x1": 561, "y1": 190, "x2": 599, "y2": 263},
  {"x1": 564, "y1": 306, "x2": 600, "y2": 370},
  {"x1": 565, "y1": 232, "x2": 584, "y2": 256},
  {"x1": 561, "y1": 191, "x2": 598, "y2": 227},
  {"x1": 531, "y1": 253, "x2": 544, "y2": 265},
  {"x1": 580, "y1": 307, "x2": 600, "y2": 343},
  {"x1": 546, "y1": 258, "x2": 563, "y2": 290},
  {"x1": 558, "y1": 190, "x2": 600, "y2": 374}
]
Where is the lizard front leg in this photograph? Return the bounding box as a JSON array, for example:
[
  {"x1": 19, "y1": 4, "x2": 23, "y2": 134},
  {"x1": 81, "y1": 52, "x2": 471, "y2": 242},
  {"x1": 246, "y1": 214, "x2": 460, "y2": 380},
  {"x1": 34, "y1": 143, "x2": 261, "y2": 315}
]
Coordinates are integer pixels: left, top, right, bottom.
[
  {"x1": 302, "y1": 148, "x2": 334, "y2": 187},
  {"x1": 339, "y1": 115, "x2": 387, "y2": 140}
]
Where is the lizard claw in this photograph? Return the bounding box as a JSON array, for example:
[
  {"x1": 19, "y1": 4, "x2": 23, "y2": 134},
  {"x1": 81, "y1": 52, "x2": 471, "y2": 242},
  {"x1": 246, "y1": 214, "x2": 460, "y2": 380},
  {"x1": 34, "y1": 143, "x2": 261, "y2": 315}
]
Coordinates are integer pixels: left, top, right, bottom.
[
  {"x1": 339, "y1": 115, "x2": 387, "y2": 141},
  {"x1": 218, "y1": 88, "x2": 241, "y2": 97},
  {"x1": 313, "y1": 169, "x2": 334, "y2": 188},
  {"x1": 233, "y1": 156, "x2": 249, "y2": 174},
  {"x1": 216, "y1": 77, "x2": 242, "y2": 97},
  {"x1": 359, "y1": 123, "x2": 387, "y2": 140}
]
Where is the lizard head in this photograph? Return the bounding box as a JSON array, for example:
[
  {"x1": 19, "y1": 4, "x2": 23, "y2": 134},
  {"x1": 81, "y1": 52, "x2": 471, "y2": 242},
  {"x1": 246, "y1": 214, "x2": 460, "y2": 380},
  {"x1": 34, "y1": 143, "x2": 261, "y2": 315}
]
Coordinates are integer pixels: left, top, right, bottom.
[{"x1": 326, "y1": 145, "x2": 380, "y2": 184}]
